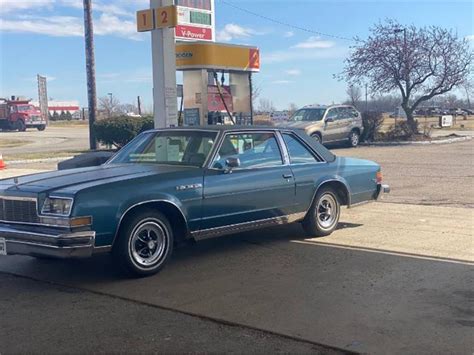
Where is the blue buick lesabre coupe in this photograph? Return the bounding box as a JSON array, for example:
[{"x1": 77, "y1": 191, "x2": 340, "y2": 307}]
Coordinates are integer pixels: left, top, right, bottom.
[{"x1": 0, "y1": 126, "x2": 389, "y2": 276}]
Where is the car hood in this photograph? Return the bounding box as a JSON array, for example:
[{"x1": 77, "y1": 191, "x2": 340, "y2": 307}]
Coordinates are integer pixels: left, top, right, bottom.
[
  {"x1": 274, "y1": 121, "x2": 318, "y2": 129},
  {"x1": 0, "y1": 164, "x2": 194, "y2": 195}
]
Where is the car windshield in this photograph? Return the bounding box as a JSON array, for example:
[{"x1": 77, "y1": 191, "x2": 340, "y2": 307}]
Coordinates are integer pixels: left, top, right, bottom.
[
  {"x1": 17, "y1": 105, "x2": 34, "y2": 112},
  {"x1": 290, "y1": 108, "x2": 326, "y2": 122},
  {"x1": 109, "y1": 130, "x2": 218, "y2": 167}
]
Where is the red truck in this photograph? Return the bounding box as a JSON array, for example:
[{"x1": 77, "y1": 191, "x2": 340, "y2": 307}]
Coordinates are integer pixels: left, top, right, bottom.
[{"x1": 0, "y1": 97, "x2": 47, "y2": 131}]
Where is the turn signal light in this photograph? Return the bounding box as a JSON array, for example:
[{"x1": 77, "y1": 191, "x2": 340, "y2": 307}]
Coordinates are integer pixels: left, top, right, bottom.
[
  {"x1": 70, "y1": 216, "x2": 93, "y2": 227},
  {"x1": 376, "y1": 171, "x2": 383, "y2": 184}
]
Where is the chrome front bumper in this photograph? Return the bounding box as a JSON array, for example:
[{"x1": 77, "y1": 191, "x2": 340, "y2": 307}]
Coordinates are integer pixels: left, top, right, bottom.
[
  {"x1": 376, "y1": 184, "x2": 391, "y2": 199},
  {"x1": 0, "y1": 223, "x2": 95, "y2": 258}
]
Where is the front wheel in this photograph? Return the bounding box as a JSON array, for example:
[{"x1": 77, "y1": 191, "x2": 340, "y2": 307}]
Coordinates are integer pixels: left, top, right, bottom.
[
  {"x1": 348, "y1": 130, "x2": 360, "y2": 147},
  {"x1": 37, "y1": 125, "x2": 46, "y2": 131},
  {"x1": 16, "y1": 120, "x2": 26, "y2": 132},
  {"x1": 302, "y1": 187, "x2": 340, "y2": 237},
  {"x1": 113, "y1": 210, "x2": 174, "y2": 277}
]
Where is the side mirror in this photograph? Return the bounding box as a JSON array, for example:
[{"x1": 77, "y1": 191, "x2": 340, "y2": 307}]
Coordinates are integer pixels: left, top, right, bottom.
[
  {"x1": 325, "y1": 117, "x2": 334, "y2": 123},
  {"x1": 224, "y1": 157, "x2": 240, "y2": 173}
]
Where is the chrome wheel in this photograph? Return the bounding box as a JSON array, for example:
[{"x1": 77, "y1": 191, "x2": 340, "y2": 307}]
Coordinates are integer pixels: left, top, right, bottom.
[
  {"x1": 312, "y1": 133, "x2": 322, "y2": 143},
  {"x1": 129, "y1": 220, "x2": 169, "y2": 268},
  {"x1": 317, "y1": 193, "x2": 338, "y2": 229},
  {"x1": 350, "y1": 131, "x2": 359, "y2": 147}
]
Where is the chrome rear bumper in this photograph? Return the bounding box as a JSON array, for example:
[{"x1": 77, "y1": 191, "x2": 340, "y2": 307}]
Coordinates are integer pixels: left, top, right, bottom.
[
  {"x1": 376, "y1": 184, "x2": 390, "y2": 199},
  {"x1": 0, "y1": 223, "x2": 95, "y2": 258}
]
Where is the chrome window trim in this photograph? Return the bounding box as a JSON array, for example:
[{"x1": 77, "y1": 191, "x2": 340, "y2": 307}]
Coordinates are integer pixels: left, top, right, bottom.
[
  {"x1": 206, "y1": 129, "x2": 288, "y2": 171},
  {"x1": 280, "y1": 131, "x2": 326, "y2": 163}
]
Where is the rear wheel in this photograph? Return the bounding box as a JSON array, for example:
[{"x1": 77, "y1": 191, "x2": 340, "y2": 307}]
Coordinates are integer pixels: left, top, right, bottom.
[
  {"x1": 348, "y1": 130, "x2": 360, "y2": 147},
  {"x1": 311, "y1": 132, "x2": 322, "y2": 144},
  {"x1": 37, "y1": 125, "x2": 46, "y2": 131},
  {"x1": 302, "y1": 187, "x2": 340, "y2": 237},
  {"x1": 113, "y1": 210, "x2": 174, "y2": 277}
]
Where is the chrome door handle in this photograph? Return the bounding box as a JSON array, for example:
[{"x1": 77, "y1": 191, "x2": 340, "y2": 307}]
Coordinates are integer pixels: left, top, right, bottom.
[{"x1": 282, "y1": 174, "x2": 293, "y2": 179}]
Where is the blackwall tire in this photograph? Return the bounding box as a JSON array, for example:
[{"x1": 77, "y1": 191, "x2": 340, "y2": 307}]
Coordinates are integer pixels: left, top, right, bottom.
[{"x1": 16, "y1": 120, "x2": 26, "y2": 132}]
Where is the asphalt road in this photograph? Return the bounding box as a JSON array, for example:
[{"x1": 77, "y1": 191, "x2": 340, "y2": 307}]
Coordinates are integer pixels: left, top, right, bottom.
[
  {"x1": 0, "y1": 273, "x2": 337, "y2": 354},
  {"x1": 0, "y1": 127, "x2": 473, "y2": 354}
]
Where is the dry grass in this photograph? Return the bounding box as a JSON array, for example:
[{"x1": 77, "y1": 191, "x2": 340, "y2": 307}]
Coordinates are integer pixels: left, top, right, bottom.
[
  {"x1": 49, "y1": 120, "x2": 89, "y2": 127},
  {"x1": 0, "y1": 138, "x2": 31, "y2": 148}
]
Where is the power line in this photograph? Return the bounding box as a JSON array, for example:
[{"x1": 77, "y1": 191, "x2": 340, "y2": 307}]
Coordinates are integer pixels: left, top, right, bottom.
[{"x1": 218, "y1": 0, "x2": 359, "y2": 42}]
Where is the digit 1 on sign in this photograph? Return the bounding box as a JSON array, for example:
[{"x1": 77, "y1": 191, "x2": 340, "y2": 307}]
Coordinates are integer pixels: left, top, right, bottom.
[{"x1": 136, "y1": 9, "x2": 154, "y2": 32}]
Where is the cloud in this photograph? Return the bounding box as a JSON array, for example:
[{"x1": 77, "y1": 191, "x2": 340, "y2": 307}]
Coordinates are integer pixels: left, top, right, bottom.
[
  {"x1": 283, "y1": 31, "x2": 294, "y2": 38},
  {"x1": 0, "y1": 13, "x2": 142, "y2": 40},
  {"x1": 216, "y1": 23, "x2": 258, "y2": 42},
  {"x1": 466, "y1": 35, "x2": 474, "y2": 41},
  {"x1": 292, "y1": 36, "x2": 335, "y2": 49},
  {"x1": 285, "y1": 69, "x2": 301, "y2": 76},
  {"x1": 0, "y1": 15, "x2": 84, "y2": 36},
  {"x1": 0, "y1": 0, "x2": 54, "y2": 13},
  {"x1": 262, "y1": 46, "x2": 349, "y2": 64},
  {"x1": 271, "y1": 80, "x2": 293, "y2": 85}
]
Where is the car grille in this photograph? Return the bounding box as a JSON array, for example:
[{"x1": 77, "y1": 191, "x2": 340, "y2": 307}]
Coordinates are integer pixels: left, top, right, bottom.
[{"x1": 0, "y1": 197, "x2": 40, "y2": 224}]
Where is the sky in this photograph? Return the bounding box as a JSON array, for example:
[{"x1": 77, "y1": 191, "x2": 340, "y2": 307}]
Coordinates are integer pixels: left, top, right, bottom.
[{"x1": 0, "y1": 0, "x2": 473, "y2": 111}]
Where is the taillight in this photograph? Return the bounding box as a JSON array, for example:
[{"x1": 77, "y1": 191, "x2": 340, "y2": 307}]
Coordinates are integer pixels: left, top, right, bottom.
[{"x1": 376, "y1": 171, "x2": 383, "y2": 184}]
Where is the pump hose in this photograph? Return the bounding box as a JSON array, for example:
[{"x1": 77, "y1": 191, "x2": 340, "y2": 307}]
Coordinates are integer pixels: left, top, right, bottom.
[{"x1": 212, "y1": 71, "x2": 235, "y2": 125}]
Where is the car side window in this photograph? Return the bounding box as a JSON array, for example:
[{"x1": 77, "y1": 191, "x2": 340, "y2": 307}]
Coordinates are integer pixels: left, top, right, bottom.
[
  {"x1": 282, "y1": 134, "x2": 319, "y2": 164},
  {"x1": 337, "y1": 108, "x2": 350, "y2": 120},
  {"x1": 350, "y1": 108, "x2": 359, "y2": 118},
  {"x1": 212, "y1": 132, "x2": 283, "y2": 169},
  {"x1": 325, "y1": 108, "x2": 338, "y2": 120}
]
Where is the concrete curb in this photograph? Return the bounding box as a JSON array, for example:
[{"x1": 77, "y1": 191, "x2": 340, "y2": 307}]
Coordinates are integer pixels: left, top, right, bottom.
[
  {"x1": 7, "y1": 156, "x2": 74, "y2": 164},
  {"x1": 361, "y1": 135, "x2": 472, "y2": 146}
]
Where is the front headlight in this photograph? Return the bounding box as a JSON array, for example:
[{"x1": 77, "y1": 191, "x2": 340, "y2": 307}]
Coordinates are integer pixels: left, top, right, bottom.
[{"x1": 41, "y1": 197, "x2": 73, "y2": 216}]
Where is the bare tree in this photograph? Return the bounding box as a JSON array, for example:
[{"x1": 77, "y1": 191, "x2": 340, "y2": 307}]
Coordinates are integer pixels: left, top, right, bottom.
[
  {"x1": 258, "y1": 98, "x2": 276, "y2": 113},
  {"x1": 342, "y1": 20, "x2": 473, "y2": 134},
  {"x1": 98, "y1": 95, "x2": 121, "y2": 118},
  {"x1": 288, "y1": 102, "x2": 298, "y2": 117},
  {"x1": 346, "y1": 85, "x2": 362, "y2": 108}
]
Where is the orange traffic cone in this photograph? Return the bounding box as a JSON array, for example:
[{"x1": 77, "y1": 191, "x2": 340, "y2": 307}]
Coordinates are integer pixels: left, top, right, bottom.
[{"x1": 0, "y1": 154, "x2": 6, "y2": 170}]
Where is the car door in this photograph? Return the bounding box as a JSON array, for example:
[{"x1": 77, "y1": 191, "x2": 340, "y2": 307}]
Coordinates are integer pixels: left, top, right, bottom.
[
  {"x1": 281, "y1": 132, "x2": 326, "y2": 213},
  {"x1": 335, "y1": 107, "x2": 353, "y2": 141},
  {"x1": 322, "y1": 108, "x2": 340, "y2": 142},
  {"x1": 200, "y1": 131, "x2": 296, "y2": 231}
]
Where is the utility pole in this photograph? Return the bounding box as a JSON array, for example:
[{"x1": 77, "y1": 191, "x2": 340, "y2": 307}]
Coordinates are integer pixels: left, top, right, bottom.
[
  {"x1": 83, "y1": 0, "x2": 97, "y2": 150},
  {"x1": 137, "y1": 96, "x2": 142, "y2": 115}
]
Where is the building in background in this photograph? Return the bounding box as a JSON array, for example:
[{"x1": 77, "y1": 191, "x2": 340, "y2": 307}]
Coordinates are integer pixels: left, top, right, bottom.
[{"x1": 31, "y1": 100, "x2": 81, "y2": 119}]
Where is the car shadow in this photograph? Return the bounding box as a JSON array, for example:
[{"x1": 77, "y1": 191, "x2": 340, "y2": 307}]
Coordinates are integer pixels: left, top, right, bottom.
[{"x1": 0, "y1": 221, "x2": 364, "y2": 283}]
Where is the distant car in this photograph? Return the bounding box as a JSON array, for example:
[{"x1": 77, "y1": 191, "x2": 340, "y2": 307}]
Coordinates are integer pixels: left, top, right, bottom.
[
  {"x1": 0, "y1": 126, "x2": 389, "y2": 277},
  {"x1": 270, "y1": 111, "x2": 289, "y2": 121},
  {"x1": 448, "y1": 108, "x2": 467, "y2": 116},
  {"x1": 276, "y1": 105, "x2": 364, "y2": 147},
  {"x1": 462, "y1": 108, "x2": 473, "y2": 115}
]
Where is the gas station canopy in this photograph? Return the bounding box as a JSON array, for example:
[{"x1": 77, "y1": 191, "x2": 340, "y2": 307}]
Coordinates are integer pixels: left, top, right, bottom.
[{"x1": 176, "y1": 42, "x2": 260, "y2": 73}]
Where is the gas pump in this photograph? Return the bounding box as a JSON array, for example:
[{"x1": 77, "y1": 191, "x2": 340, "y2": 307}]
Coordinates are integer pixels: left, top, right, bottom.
[{"x1": 176, "y1": 42, "x2": 260, "y2": 126}]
